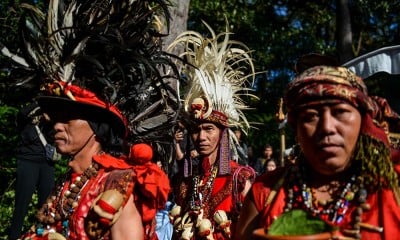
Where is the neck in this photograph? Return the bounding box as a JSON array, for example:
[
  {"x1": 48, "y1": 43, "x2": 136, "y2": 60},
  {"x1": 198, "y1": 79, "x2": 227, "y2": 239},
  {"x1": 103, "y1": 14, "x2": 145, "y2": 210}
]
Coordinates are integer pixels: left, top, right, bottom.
[
  {"x1": 69, "y1": 137, "x2": 102, "y2": 174},
  {"x1": 308, "y1": 167, "x2": 353, "y2": 186},
  {"x1": 205, "y1": 147, "x2": 219, "y2": 166},
  {"x1": 304, "y1": 165, "x2": 355, "y2": 203}
]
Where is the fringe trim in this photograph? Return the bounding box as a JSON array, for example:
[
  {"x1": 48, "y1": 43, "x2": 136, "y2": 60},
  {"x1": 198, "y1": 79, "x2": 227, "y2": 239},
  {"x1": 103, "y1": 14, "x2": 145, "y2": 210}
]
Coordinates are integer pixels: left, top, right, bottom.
[{"x1": 354, "y1": 134, "x2": 400, "y2": 205}]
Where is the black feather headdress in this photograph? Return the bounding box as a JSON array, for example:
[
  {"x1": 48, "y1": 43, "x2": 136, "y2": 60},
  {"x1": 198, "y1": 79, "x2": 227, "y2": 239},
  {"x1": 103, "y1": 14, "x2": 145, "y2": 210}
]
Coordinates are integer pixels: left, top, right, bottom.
[{"x1": 1, "y1": 0, "x2": 181, "y2": 169}]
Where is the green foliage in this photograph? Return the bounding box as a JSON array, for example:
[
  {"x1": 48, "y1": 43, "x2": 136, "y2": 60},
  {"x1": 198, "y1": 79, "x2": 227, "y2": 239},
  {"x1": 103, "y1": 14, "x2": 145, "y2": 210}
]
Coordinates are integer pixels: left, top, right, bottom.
[
  {"x1": 0, "y1": 105, "x2": 18, "y2": 238},
  {"x1": 188, "y1": 0, "x2": 400, "y2": 155},
  {"x1": 0, "y1": 1, "x2": 23, "y2": 51},
  {"x1": 0, "y1": 179, "x2": 17, "y2": 239},
  {"x1": 0, "y1": 104, "x2": 18, "y2": 176},
  {"x1": 268, "y1": 209, "x2": 333, "y2": 235},
  {"x1": 0, "y1": 103, "x2": 67, "y2": 238}
]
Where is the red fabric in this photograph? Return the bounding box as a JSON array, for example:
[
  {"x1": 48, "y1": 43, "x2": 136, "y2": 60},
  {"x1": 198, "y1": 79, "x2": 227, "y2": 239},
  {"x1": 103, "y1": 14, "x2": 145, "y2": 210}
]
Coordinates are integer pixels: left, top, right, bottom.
[
  {"x1": 129, "y1": 143, "x2": 153, "y2": 164},
  {"x1": 251, "y1": 169, "x2": 400, "y2": 240},
  {"x1": 361, "y1": 114, "x2": 390, "y2": 146},
  {"x1": 94, "y1": 152, "x2": 170, "y2": 238},
  {"x1": 202, "y1": 157, "x2": 212, "y2": 178},
  {"x1": 134, "y1": 163, "x2": 171, "y2": 223},
  {"x1": 93, "y1": 153, "x2": 132, "y2": 169},
  {"x1": 212, "y1": 172, "x2": 233, "y2": 212},
  {"x1": 208, "y1": 161, "x2": 241, "y2": 213},
  {"x1": 57, "y1": 82, "x2": 128, "y2": 130},
  {"x1": 210, "y1": 161, "x2": 251, "y2": 239},
  {"x1": 211, "y1": 161, "x2": 254, "y2": 211}
]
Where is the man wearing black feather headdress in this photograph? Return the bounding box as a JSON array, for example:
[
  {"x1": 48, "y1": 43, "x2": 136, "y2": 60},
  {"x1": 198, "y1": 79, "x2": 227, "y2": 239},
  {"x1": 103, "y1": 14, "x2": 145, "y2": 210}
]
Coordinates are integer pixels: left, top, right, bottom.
[{"x1": 1, "y1": 0, "x2": 182, "y2": 239}]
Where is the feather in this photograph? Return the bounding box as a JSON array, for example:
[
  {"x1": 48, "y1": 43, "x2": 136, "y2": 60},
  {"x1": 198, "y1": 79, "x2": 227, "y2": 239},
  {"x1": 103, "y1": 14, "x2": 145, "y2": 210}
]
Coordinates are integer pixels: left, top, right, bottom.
[
  {"x1": 168, "y1": 20, "x2": 257, "y2": 167},
  {"x1": 1, "y1": 0, "x2": 182, "y2": 173},
  {"x1": 0, "y1": 45, "x2": 30, "y2": 68},
  {"x1": 168, "y1": 19, "x2": 256, "y2": 133}
]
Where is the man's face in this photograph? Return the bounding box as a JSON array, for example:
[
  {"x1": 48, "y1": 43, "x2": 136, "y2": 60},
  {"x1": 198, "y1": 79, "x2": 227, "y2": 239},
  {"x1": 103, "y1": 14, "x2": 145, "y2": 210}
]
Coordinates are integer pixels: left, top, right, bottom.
[
  {"x1": 52, "y1": 114, "x2": 95, "y2": 155},
  {"x1": 296, "y1": 103, "x2": 362, "y2": 175},
  {"x1": 264, "y1": 147, "x2": 273, "y2": 158},
  {"x1": 191, "y1": 122, "x2": 222, "y2": 157}
]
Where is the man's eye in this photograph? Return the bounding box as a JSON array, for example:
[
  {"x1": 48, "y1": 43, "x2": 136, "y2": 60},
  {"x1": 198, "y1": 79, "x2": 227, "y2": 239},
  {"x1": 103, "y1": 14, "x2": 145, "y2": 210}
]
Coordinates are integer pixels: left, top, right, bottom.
[
  {"x1": 300, "y1": 113, "x2": 318, "y2": 122},
  {"x1": 332, "y1": 108, "x2": 352, "y2": 120},
  {"x1": 332, "y1": 108, "x2": 348, "y2": 115}
]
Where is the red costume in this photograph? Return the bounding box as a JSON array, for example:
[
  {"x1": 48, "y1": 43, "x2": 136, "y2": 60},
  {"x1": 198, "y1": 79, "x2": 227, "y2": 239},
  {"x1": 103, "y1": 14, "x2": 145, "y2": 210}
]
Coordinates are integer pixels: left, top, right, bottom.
[
  {"x1": 23, "y1": 151, "x2": 170, "y2": 240},
  {"x1": 251, "y1": 166, "x2": 400, "y2": 239},
  {"x1": 173, "y1": 159, "x2": 254, "y2": 240},
  {"x1": 167, "y1": 19, "x2": 256, "y2": 240}
]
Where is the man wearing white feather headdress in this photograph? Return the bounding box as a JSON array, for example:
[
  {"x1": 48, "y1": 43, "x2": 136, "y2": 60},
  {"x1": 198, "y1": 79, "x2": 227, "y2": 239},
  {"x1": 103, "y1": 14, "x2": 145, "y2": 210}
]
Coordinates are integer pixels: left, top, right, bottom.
[{"x1": 167, "y1": 21, "x2": 257, "y2": 239}]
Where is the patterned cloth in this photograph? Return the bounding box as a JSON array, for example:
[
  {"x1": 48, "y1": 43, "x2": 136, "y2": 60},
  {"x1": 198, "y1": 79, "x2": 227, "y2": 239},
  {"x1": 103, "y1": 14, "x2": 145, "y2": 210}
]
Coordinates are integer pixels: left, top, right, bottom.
[
  {"x1": 285, "y1": 66, "x2": 373, "y2": 123},
  {"x1": 285, "y1": 65, "x2": 397, "y2": 146},
  {"x1": 173, "y1": 160, "x2": 255, "y2": 239}
]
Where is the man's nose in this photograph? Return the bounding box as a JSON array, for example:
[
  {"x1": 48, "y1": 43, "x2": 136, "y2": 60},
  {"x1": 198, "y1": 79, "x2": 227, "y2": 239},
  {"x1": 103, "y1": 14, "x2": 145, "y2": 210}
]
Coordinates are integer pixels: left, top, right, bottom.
[
  {"x1": 319, "y1": 110, "x2": 336, "y2": 134},
  {"x1": 198, "y1": 129, "x2": 205, "y2": 139}
]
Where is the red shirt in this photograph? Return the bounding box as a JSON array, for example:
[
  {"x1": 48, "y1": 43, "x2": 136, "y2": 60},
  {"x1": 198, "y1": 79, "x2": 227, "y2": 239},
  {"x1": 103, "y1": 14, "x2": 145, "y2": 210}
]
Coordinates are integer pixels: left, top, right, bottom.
[{"x1": 251, "y1": 168, "x2": 400, "y2": 240}]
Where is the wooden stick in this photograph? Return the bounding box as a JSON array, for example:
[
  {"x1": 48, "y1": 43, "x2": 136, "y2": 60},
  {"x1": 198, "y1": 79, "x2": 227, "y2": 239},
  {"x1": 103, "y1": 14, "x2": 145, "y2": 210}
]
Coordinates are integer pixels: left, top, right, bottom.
[{"x1": 359, "y1": 222, "x2": 383, "y2": 232}]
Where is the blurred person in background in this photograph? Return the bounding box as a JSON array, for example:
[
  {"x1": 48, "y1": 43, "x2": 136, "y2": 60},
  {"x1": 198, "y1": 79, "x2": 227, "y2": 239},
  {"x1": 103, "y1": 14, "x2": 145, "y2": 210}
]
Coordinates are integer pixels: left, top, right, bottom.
[{"x1": 9, "y1": 101, "x2": 56, "y2": 240}]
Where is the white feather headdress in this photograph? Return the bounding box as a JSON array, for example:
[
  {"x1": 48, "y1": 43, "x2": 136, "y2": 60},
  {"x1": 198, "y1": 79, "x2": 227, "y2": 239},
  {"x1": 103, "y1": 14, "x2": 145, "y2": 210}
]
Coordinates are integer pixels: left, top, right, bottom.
[
  {"x1": 168, "y1": 21, "x2": 256, "y2": 173},
  {"x1": 167, "y1": 20, "x2": 256, "y2": 134}
]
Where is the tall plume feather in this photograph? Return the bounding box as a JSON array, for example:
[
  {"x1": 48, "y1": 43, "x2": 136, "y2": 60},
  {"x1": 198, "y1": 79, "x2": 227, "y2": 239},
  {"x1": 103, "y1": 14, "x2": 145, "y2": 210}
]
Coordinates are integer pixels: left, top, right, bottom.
[
  {"x1": 167, "y1": 20, "x2": 256, "y2": 134},
  {"x1": 1, "y1": 0, "x2": 182, "y2": 172}
]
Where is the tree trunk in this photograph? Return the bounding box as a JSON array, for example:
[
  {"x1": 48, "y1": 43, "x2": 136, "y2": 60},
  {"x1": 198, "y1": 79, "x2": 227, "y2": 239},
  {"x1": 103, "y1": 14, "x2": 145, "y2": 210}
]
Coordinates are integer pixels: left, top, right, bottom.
[
  {"x1": 336, "y1": 0, "x2": 353, "y2": 63},
  {"x1": 163, "y1": 0, "x2": 190, "y2": 55}
]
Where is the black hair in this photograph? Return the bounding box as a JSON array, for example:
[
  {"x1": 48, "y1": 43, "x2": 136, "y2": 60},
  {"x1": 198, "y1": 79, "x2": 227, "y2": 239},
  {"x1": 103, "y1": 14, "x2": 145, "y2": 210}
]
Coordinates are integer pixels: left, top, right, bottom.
[{"x1": 88, "y1": 121, "x2": 124, "y2": 156}]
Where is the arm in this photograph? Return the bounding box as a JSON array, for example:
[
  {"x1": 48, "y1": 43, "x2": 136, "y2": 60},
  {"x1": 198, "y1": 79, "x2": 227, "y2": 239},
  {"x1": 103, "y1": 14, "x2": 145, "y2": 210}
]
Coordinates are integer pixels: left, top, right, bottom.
[
  {"x1": 110, "y1": 194, "x2": 144, "y2": 240},
  {"x1": 175, "y1": 129, "x2": 185, "y2": 161},
  {"x1": 241, "y1": 179, "x2": 252, "y2": 197},
  {"x1": 234, "y1": 193, "x2": 260, "y2": 240},
  {"x1": 176, "y1": 142, "x2": 185, "y2": 161}
]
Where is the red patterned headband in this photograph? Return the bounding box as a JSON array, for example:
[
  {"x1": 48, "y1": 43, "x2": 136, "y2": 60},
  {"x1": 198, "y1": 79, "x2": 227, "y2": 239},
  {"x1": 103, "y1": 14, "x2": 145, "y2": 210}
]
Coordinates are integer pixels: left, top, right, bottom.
[{"x1": 284, "y1": 65, "x2": 391, "y2": 145}]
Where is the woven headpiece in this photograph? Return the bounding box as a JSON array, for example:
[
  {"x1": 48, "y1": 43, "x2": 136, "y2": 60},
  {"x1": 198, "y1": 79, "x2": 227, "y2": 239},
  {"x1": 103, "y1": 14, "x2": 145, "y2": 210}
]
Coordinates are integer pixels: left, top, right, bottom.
[
  {"x1": 168, "y1": 21, "x2": 255, "y2": 175},
  {"x1": 1, "y1": 0, "x2": 181, "y2": 165},
  {"x1": 286, "y1": 66, "x2": 373, "y2": 115}
]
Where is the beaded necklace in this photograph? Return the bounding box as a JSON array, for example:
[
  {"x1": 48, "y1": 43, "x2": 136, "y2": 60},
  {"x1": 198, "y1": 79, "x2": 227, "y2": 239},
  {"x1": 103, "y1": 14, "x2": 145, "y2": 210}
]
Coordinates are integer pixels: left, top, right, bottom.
[
  {"x1": 189, "y1": 163, "x2": 219, "y2": 211},
  {"x1": 283, "y1": 165, "x2": 378, "y2": 240},
  {"x1": 285, "y1": 166, "x2": 359, "y2": 224},
  {"x1": 36, "y1": 162, "x2": 99, "y2": 237}
]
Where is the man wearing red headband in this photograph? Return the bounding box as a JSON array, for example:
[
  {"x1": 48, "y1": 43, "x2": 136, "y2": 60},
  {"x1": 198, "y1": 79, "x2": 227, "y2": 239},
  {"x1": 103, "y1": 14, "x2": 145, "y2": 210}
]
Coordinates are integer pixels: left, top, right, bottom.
[{"x1": 236, "y1": 66, "x2": 400, "y2": 240}]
